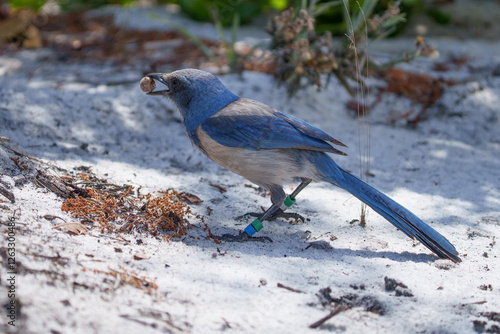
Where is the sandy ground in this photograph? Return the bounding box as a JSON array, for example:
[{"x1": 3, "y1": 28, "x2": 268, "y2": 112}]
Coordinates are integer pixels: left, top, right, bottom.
[{"x1": 1, "y1": 5, "x2": 500, "y2": 334}]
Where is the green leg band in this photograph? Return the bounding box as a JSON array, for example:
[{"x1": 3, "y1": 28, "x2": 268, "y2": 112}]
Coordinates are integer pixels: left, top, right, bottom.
[
  {"x1": 284, "y1": 195, "x2": 296, "y2": 207},
  {"x1": 251, "y1": 219, "x2": 264, "y2": 232}
]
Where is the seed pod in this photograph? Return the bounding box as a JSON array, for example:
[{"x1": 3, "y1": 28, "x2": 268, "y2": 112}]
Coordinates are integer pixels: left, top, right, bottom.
[{"x1": 140, "y1": 76, "x2": 156, "y2": 93}]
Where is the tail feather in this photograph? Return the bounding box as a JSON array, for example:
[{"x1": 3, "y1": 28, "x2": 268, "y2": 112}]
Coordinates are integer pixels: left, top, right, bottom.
[{"x1": 320, "y1": 159, "x2": 461, "y2": 262}]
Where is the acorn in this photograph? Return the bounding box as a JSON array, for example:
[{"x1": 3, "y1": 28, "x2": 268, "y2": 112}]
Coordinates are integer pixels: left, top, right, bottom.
[{"x1": 139, "y1": 76, "x2": 156, "y2": 93}]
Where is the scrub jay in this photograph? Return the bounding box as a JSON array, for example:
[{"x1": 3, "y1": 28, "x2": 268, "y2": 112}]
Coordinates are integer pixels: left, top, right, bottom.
[{"x1": 144, "y1": 69, "x2": 460, "y2": 262}]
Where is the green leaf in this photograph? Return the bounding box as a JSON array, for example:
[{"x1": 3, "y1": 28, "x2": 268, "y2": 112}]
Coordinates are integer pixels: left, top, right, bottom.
[
  {"x1": 270, "y1": 0, "x2": 288, "y2": 11},
  {"x1": 231, "y1": 12, "x2": 240, "y2": 45},
  {"x1": 352, "y1": 0, "x2": 378, "y2": 34},
  {"x1": 8, "y1": 0, "x2": 46, "y2": 11},
  {"x1": 380, "y1": 13, "x2": 407, "y2": 29},
  {"x1": 313, "y1": 0, "x2": 343, "y2": 17},
  {"x1": 149, "y1": 13, "x2": 217, "y2": 64}
]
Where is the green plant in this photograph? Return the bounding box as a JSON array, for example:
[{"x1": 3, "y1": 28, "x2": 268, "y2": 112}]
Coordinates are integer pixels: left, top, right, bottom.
[
  {"x1": 211, "y1": 9, "x2": 243, "y2": 72},
  {"x1": 8, "y1": 0, "x2": 46, "y2": 11},
  {"x1": 267, "y1": 7, "x2": 342, "y2": 95},
  {"x1": 152, "y1": 8, "x2": 251, "y2": 74},
  {"x1": 150, "y1": 13, "x2": 219, "y2": 64},
  {"x1": 8, "y1": 0, "x2": 139, "y2": 12},
  {"x1": 265, "y1": 1, "x2": 438, "y2": 96},
  {"x1": 58, "y1": 0, "x2": 139, "y2": 12},
  {"x1": 178, "y1": 0, "x2": 266, "y2": 26}
]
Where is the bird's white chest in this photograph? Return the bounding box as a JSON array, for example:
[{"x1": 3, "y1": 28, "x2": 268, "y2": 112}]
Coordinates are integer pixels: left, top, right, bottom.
[{"x1": 195, "y1": 127, "x2": 317, "y2": 186}]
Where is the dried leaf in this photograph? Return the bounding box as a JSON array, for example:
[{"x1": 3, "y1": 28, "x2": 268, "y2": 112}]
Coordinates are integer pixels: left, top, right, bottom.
[
  {"x1": 180, "y1": 192, "x2": 202, "y2": 204},
  {"x1": 209, "y1": 182, "x2": 227, "y2": 193},
  {"x1": 22, "y1": 25, "x2": 42, "y2": 49},
  {"x1": 133, "y1": 253, "x2": 151, "y2": 260},
  {"x1": 0, "y1": 15, "x2": 29, "y2": 43},
  {"x1": 54, "y1": 222, "x2": 87, "y2": 235},
  {"x1": 0, "y1": 12, "x2": 41, "y2": 49}
]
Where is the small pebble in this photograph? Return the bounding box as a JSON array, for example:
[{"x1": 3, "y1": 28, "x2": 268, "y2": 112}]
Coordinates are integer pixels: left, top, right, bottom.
[{"x1": 140, "y1": 76, "x2": 156, "y2": 93}]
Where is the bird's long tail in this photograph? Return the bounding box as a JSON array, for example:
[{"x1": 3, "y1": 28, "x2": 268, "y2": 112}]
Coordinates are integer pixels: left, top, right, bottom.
[{"x1": 315, "y1": 155, "x2": 461, "y2": 262}]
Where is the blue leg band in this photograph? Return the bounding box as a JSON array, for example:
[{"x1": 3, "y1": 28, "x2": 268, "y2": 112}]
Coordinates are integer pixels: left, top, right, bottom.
[
  {"x1": 244, "y1": 219, "x2": 263, "y2": 237},
  {"x1": 244, "y1": 224, "x2": 257, "y2": 236}
]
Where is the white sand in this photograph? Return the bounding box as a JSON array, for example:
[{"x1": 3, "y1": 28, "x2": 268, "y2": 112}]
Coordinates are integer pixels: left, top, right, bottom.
[{"x1": 1, "y1": 5, "x2": 499, "y2": 334}]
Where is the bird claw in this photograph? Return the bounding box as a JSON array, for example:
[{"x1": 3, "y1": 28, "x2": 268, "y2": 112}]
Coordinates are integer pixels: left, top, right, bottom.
[
  {"x1": 218, "y1": 232, "x2": 273, "y2": 243},
  {"x1": 237, "y1": 209, "x2": 305, "y2": 222}
]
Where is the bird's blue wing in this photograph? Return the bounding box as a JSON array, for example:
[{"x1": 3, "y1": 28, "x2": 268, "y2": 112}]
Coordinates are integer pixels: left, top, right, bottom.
[
  {"x1": 274, "y1": 111, "x2": 347, "y2": 148},
  {"x1": 201, "y1": 113, "x2": 347, "y2": 155}
]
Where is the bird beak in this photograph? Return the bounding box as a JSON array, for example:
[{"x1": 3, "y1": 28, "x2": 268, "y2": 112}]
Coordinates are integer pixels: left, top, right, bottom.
[{"x1": 146, "y1": 73, "x2": 170, "y2": 96}]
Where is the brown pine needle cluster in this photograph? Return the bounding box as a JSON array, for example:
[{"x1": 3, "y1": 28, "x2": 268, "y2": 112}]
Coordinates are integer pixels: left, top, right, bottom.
[
  {"x1": 377, "y1": 67, "x2": 455, "y2": 126},
  {"x1": 61, "y1": 170, "x2": 190, "y2": 239}
]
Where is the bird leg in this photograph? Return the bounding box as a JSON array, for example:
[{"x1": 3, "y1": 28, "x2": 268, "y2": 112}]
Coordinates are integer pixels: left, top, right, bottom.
[
  {"x1": 237, "y1": 178, "x2": 312, "y2": 222},
  {"x1": 290, "y1": 178, "x2": 312, "y2": 198},
  {"x1": 219, "y1": 179, "x2": 312, "y2": 242},
  {"x1": 235, "y1": 205, "x2": 303, "y2": 222}
]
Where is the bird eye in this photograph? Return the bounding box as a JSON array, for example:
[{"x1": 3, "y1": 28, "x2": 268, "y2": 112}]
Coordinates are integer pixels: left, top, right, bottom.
[{"x1": 171, "y1": 77, "x2": 180, "y2": 88}]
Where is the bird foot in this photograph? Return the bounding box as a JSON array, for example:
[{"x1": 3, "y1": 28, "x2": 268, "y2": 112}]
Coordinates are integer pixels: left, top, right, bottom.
[
  {"x1": 218, "y1": 232, "x2": 273, "y2": 243},
  {"x1": 237, "y1": 209, "x2": 305, "y2": 222}
]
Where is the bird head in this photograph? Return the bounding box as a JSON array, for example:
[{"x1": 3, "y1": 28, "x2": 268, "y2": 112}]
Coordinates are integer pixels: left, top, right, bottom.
[{"x1": 145, "y1": 69, "x2": 239, "y2": 130}]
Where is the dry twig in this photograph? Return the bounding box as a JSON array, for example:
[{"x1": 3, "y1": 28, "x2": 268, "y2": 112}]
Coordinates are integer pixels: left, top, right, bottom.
[{"x1": 309, "y1": 305, "x2": 348, "y2": 329}]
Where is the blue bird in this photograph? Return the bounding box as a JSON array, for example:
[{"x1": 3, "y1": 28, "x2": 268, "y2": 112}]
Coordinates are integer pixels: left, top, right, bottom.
[{"x1": 145, "y1": 69, "x2": 460, "y2": 262}]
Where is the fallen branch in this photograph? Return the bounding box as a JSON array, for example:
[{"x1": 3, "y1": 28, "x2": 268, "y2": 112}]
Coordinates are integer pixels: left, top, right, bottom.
[
  {"x1": 35, "y1": 169, "x2": 89, "y2": 199},
  {"x1": 277, "y1": 283, "x2": 305, "y2": 294},
  {"x1": 309, "y1": 305, "x2": 348, "y2": 329},
  {"x1": 0, "y1": 184, "x2": 15, "y2": 203}
]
